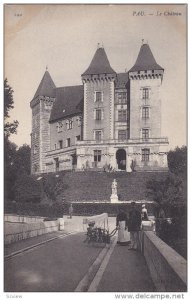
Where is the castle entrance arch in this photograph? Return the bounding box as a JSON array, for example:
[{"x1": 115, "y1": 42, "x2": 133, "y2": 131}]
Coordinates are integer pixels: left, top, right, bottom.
[{"x1": 116, "y1": 149, "x2": 126, "y2": 171}]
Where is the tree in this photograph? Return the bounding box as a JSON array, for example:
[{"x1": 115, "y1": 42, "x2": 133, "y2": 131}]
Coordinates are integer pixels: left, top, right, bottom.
[
  {"x1": 168, "y1": 146, "x2": 187, "y2": 177},
  {"x1": 4, "y1": 140, "x2": 31, "y2": 202},
  {"x1": 14, "y1": 174, "x2": 41, "y2": 203},
  {"x1": 15, "y1": 144, "x2": 31, "y2": 175},
  {"x1": 4, "y1": 78, "x2": 19, "y2": 137},
  {"x1": 146, "y1": 146, "x2": 187, "y2": 215},
  {"x1": 4, "y1": 137, "x2": 18, "y2": 201},
  {"x1": 146, "y1": 172, "x2": 185, "y2": 212},
  {"x1": 146, "y1": 147, "x2": 187, "y2": 251}
]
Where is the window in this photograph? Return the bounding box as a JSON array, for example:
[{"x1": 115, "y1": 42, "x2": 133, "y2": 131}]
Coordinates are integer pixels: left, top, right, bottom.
[
  {"x1": 54, "y1": 144, "x2": 57, "y2": 150},
  {"x1": 59, "y1": 140, "x2": 63, "y2": 149},
  {"x1": 66, "y1": 119, "x2": 73, "y2": 130},
  {"x1": 95, "y1": 109, "x2": 102, "y2": 120},
  {"x1": 66, "y1": 138, "x2": 71, "y2": 147},
  {"x1": 118, "y1": 110, "x2": 127, "y2": 122},
  {"x1": 94, "y1": 150, "x2": 101, "y2": 162},
  {"x1": 118, "y1": 130, "x2": 127, "y2": 141},
  {"x1": 95, "y1": 130, "x2": 102, "y2": 141},
  {"x1": 57, "y1": 121, "x2": 63, "y2": 133},
  {"x1": 142, "y1": 149, "x2": 150, "y2": 162},
  {"x1": 76, "y1": 116, "x2": 82, "y2": 127},
  {"x1": 142, "y1": 129, "x2": 149, "y2": 140},
  {"x1": 34, "y1": 164, "x2": 39, "y2": 173},
  {"x1": 116, "y1": 92, "x2": 127, "y2": 104},
  {"x1": 34, "y1": 145, "x2": 38, "y2": 154},
  {"x1": 95, "y1": 91, "x2": 102, "y2": 102},
  {"x1": 76, "y1": 135, "x2": 81, "y2": 142},
  {"x1": 142, "y1": 88, "x2": 149, "y2": 100},
  {"x1": 142, "y1": 107, "x2": 149, "y2": 119}
]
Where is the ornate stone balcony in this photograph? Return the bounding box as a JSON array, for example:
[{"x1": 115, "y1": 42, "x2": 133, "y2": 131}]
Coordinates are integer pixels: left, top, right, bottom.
[{"x1": 76, "y1": 137, "x2": 169, "y2": 146}]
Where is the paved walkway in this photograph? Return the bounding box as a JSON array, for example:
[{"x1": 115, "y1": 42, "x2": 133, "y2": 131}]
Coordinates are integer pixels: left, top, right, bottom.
[
  {"x1": 4, "y1": 228, "x2": 155, "y2": 292},
  {"x1": 97, "y1": 238, "x2": 155, "y2": 292}
]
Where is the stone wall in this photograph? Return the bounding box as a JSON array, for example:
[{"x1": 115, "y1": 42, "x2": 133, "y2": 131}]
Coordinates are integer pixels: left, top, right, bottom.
[
  {"x1": 130, "y1": 77, "x2": 162, "y2": 139},
  {"x1": 40, "y1": 97, "x2": 55, "y2": 172},
  {"x1": 31, "y1": 96, "x2": 55, "y2": 174},
  {"x1": 83, "y1": 79, "x2": 114, "y2": 141},
  {"x1": 4, "y1": 220, "x2": 61, "y2": 244},
  {"x1": 143, "y1": 231, "x2": 187, "y2": 292},
  {"x1": 31, "y1": 101, "x2": 41, "y2": 174},
  {"x1": 4, "y1": 214, "x2": 44, "y2": 223},
  {"x1": 50, "y1": 114, "x2": 82, "y2": 150}
]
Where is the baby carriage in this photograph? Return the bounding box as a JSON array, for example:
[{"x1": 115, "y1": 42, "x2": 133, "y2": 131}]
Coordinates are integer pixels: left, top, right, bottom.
[{"x1": 83, "y1": 213, "x2": 117, "y2": 244}]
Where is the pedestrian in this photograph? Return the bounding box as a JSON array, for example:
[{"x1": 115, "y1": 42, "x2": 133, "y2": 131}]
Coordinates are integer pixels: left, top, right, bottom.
[
  {"x1": 116, "y1": 207, "x2": 130, "y2": 246},
  {"x1": 128, "y1": 201, "x2": 142, "y2": 251},
  {"x1": 141, "y1": 204, "x2": 149, "y2": 221},
  {"x1": 69, "y1": 203, "x2": 73, "y2": 219}
]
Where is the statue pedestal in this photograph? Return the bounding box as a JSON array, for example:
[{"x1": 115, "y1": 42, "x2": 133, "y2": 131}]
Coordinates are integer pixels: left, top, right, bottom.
[{"x1": 110, "y1": 194, "x2": 119, "y2": 203}]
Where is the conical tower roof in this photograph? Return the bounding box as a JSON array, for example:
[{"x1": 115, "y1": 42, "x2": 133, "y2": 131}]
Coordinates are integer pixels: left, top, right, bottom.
[
  {"x1": 82, "y1": 47, "x2": 116, "y2": 76},
  {"x1": 33, "y1": 70, "x2": 56, "y2": 99},
  {"x1": 129, "y1": 43, "x2": 163, "y2": 72}
]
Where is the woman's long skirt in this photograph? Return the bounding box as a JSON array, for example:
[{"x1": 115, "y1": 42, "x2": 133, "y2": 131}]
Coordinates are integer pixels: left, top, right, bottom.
[{"x1": 117, "y1": 221, "x2": 130, "y2": 246}]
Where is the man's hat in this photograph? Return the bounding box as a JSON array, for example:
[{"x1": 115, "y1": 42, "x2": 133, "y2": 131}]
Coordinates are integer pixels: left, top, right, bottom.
[{"x1": 142, "y1": 204, "x2": 145, "y2": 208}]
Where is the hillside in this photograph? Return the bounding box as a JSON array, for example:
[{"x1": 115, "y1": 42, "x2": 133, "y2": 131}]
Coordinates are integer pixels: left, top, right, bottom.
[{"x1": 42, "y1": 170, "x2": 169, "y2": 202}]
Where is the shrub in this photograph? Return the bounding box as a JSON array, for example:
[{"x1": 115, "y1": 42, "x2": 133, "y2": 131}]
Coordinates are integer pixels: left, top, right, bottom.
[{"x1": 14, "y1": 173, "x2": 41, "y2": 203}]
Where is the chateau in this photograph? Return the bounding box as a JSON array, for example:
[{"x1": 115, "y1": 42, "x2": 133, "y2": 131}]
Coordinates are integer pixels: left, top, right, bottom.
[{"x1": 30, "y1": 42, "x2": 169, "y2": 174}]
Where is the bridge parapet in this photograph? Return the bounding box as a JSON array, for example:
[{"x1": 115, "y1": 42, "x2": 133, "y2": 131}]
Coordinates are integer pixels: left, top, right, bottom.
[{"x1": 143, "y1": 231, "x2": 187, "y2": 292}]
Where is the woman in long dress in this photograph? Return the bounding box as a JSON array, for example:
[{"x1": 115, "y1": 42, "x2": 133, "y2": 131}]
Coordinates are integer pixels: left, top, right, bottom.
[{"x1": 116, "y1": 208, "x2": 130, "y2": 246}]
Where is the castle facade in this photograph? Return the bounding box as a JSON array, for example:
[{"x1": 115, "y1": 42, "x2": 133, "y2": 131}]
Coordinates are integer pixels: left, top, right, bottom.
[{"x1": 30, "y1": 42, "x2": 169, "y2": 174}]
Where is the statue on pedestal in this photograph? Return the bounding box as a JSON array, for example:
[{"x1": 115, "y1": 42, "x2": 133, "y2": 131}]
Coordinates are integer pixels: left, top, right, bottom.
[
  {"x1": 110, "y1": 179, "x2": 119, "y2": 203},
  {"x1": 112, "y1": 179, "x2": 117, "y2": 195}
]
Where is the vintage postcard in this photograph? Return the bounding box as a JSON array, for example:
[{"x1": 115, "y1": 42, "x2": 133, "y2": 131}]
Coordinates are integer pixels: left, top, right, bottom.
[{"x1": 4, "y1": 3, "x2": 188, "y2": 299}]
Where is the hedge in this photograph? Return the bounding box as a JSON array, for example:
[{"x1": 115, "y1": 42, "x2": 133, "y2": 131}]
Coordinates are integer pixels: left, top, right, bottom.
[{"x1": 4, "y1": 201, "x2": 156, "y2": 218}]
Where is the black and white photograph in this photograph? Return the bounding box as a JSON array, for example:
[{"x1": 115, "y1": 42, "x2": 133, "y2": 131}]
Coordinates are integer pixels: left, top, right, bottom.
[{"x1": 3, "y1": 3, "x2": 188, "y2": 297}]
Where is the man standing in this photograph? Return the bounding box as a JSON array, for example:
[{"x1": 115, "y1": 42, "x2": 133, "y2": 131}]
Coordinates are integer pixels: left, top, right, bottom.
[{"x1": 128, "y1": 201, "x2": 142, "y2": 250}]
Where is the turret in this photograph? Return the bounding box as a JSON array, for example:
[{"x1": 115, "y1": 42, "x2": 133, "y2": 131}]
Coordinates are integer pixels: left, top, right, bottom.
[
  {"x1": 81, "y1": 45, "x2": 116, "y2": 141},
  {"x1": 30, "y1": 69, "x2": 56, "y2": 174},
  {"x1": 128, "y1": 42, "x2": 164, "y2": 140}
]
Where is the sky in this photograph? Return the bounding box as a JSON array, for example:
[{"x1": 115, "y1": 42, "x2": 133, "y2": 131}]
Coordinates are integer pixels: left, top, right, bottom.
[{"x1": 4, "y1": 3, "x2": 187, "y2": 150}]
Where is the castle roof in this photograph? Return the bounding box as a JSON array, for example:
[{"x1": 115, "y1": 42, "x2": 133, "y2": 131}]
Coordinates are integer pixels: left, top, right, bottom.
[
  {"x1": 129, "y1": 43, "x2": 163, "y2": 72},
  {"x1": 82, "y1": 47, "x2": 116, "y2": 76},
  {"x1": 49, "y1": 85, "x2": 83, "y2": 123},
  {"x1": 33, "y1": 70, "x2": 56, "y2": 99}
]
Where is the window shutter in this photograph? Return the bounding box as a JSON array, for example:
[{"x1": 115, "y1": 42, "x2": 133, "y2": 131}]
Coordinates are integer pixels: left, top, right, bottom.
[
  {"x1": 101, "y1": 109, "x2": 104, "y2": 120},
  {"x1": 148, "y1": 89, "x2": 151, "y2": 99},
  {"x1": 94, "y1": 109, "x2": 96, "y2": 120},
  {"x1": 140, "y1": 88, "x2": 142, "y2": 99}
]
